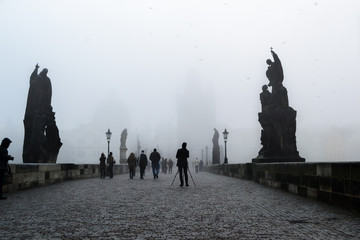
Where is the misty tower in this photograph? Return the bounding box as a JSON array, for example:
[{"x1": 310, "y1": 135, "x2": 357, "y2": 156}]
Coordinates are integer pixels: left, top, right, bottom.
[
  {"x1": 23, "y1": 64, "x2": 62, "y2": 163},
  {"x1": 177, "y1": 68, "x2": 216, "y2": 155},
  {"x1": 253, "y1": 50, "x2": 304, "y2": 163}
]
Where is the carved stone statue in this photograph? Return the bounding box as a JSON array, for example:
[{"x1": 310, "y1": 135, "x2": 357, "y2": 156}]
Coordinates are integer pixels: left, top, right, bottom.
[
  {"x1": 23, "y1": 64, "x2": 62, "y2": 163},
  {"x1": 119, "y1": 128, "x2": 128, "y2": 164},
  {"x1": 266, "y1": 49, "x2": 284, "y2": 87},
  {"x1": 260, "y1": 85, "x2": 271, "y2": 112},
  {"x1": 253, "y1": 50, "x2": 304, "y2": 163},
  {"x1": 212, "y1": 128, "x2": 220, "y2": 164},
  {"x1": 120, "y1": 129, "x2": 128, "y2": 148}
]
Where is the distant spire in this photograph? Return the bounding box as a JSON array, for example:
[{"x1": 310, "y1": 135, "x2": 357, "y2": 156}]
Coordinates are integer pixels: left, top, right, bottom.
[{"x1": 136, "y1": 134, "x2": 141, "y2": 157}]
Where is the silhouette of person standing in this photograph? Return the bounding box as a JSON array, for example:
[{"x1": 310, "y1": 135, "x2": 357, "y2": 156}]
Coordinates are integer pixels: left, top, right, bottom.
[
  {"x1": 127, "y1": 152, "x2": 137, "y2": 179},
  {"x1": 176, "y1": 142, "x2": 189, "y2": 187},
  {"x1": 0, "y1": 138, "x2": 14, "y2": 199},
  {"x1": 99, "y1": 153, "x2": 106, "y2": 179},
  {"x1": 149, "y1": 148, "x2": 161, "y2": 179},
  {"x1": 107, "y1": 152, "x2": 115, "y2": 179},
  {"x1": 139, "y1": 150, "x2": 148, "y2": 179},
  {"x1": 168, "y1": 158, "x2": 173, "y2": 174}
]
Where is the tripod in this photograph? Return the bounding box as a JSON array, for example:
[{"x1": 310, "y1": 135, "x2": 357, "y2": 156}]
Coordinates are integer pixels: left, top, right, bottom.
[{"x1": 171, "y1": 166, "x2": 196, "y2": 187}]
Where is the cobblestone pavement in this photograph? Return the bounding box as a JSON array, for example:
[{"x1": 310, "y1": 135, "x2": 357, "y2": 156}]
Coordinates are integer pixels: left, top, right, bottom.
[{"x1": 0, "y1": 171, "x2": 359, "y2": 240}]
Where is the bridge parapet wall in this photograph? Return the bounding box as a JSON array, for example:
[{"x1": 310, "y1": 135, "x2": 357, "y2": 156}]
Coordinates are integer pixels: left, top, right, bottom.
[
  {"x1": 3, "y1": 164, "x2": 129, "y2": 193},
  {"x1": 204, "y1": 162, "x2": 360, "y2": 212}
]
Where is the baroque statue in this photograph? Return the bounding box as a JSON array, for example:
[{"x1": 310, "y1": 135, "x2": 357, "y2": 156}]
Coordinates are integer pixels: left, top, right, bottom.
[
  {"x1": 121, "y1": 128, "x2": 128, "y2": 148},
  {"x1": 119, "y1": 128, "x2": 128, "y2": 164},
  {"x1": 253, "y1": 50, "x2": 305, "y2": 163},
  {"x1": 23, "y1": 64, "x2": 62, "y2": 163},
  {"x1": 212, "y1": 128, "x2": 220, "y2": 164}
]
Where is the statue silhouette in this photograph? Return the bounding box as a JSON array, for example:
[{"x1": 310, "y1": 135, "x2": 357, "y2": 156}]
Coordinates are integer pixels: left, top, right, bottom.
[{"x1": 23, "y1": 64, "x2": 62, "y2": 163}]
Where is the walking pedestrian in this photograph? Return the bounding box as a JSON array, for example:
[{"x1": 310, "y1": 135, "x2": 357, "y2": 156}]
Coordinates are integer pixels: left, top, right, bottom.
[
  {"x1": 149, "y1": 148, "x2": 161, "y2": 179},
  {"x1": 176, "y1": 142, "x2": 189, "y2": 187},
  {"x1": 127, "y1": 152, "x2": 137, "y2": 179},
  {"x1": 168, "y1": 158, "x2": 173, "y2": 174},
  {"x1": 161, "y1": 158, "x2": 167, "y2": 174},
  {"x1": 199, "y1": 160, "x2": 204, "y2": 172},
  {"x1": 99, "y1": 153, "x2": 106, "y2": 179},
  {"x1": 107, "y1": 152, "x2": 116, "y2": 179},
  {"x1": 0, "y1": 138, "x2": 14, "y2": 200},
  {"x1": 194, "y1": 158, "x2": 200, "y2": 173},
  {"x1": 139, "y1": 150, "x2": 148, "y2": 179}
]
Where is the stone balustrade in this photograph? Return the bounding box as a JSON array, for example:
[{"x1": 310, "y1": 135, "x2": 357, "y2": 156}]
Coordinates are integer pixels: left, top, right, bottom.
[
  {"x1": 204, "y1": 162, "x2": 360, "y2": 212},
  {"x1": 3, "y1": 164, "x2": 129, "y2": 193}
]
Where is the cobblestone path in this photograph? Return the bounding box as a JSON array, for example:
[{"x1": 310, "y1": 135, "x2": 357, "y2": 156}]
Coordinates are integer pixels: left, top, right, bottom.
[{"x1": 0, "y1": 171, "x2": 359, "y2": 239}]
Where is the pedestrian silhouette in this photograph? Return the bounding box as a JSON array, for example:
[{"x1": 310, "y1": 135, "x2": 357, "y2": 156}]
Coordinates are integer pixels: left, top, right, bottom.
[
  {"x1": 149, "y1": 148, "x2": 161, "y2": 179},
  {"x1": 176, "y1": 142, "x2": 189, "y2": 187}
]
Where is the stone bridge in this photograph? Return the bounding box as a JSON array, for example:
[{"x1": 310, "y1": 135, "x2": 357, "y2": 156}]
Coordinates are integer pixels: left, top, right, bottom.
[{"x1": 0, "y1": 164, "x2": 359, "y2": 239}]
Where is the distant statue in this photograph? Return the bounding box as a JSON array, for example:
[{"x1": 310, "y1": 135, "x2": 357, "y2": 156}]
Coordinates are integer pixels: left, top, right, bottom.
[
  {"x1": 212, "y1": 128, "x2": 219, "y2": 143},
  {"x1": 23, "y1": 64, "x2": 62, "y2": 163},
  {"x1": 253, "y1": 50, "x2": 304, "y2": 163},
  {"x1": 266, "y1": 49, "x2": 284, "y2": 87},
  {"x1": 212, "y1": 128, "x2": 220, "y2": 164},
  {"x1": 119, "y1": 128, "x2": 128, "y2": 164},
  {"x1": 136, "y1": 135, "x2": 141, "y2": 157},
  {"x1": 121, "y1": 128, "x2": 128, "y2": 148}
]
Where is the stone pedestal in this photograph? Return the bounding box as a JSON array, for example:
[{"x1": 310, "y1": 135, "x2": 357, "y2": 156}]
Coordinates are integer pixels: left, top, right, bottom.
[
  {"x1": 120, "y1": 147, "x2": 128, "y2": 164},
  {"x1": 212, "y1": 148, "x2": 220, "y2": 164},
  {"x1": 253, "y1": 107, "x2": 305, "y2": 163},
  {"x1": 252, "y1": 156, "x2": 305, "y2": 163}
]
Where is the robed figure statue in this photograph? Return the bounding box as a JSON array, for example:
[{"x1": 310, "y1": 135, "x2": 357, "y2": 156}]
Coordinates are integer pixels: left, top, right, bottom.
[
  {"x1": 212, "y1": 128, "x2": 220, "y2": 164},
  {"x1": 253, "y1": 50, "x2": 304, "y2": 163},
  {"x1": 23, "y1": 64, "x2": 62, "y2": 163}
]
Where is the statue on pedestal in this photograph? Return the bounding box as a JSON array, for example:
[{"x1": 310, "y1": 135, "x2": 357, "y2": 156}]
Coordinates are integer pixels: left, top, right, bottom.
[
  {"x1": 119, "y1": 128, "x2": 128, "y2": 164},
  {"x1": 23, "y1": 64, "x2": 62, "y2": 163},
  {"x1": 253, "y1": 50, "x2": 305, "y2": 163},
  {"x1": 212, "y1": 128, "x2": 220, "y2": 164}
]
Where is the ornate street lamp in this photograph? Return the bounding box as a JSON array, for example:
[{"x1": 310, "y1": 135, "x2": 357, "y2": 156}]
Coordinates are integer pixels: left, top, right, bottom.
[
  {"x1": 105, "y1": 129, "x2": 112, "y2": 156},
  {"x1": 223, "y1": 129, "x2": 229, "y2": 164}
]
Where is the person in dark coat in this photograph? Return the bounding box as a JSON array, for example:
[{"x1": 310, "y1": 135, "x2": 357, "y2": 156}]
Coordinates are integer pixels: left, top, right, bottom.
[
  {"x1": 139, "y1": 150, "x2": 148, "y2": 179},
  {"x1": 176, "y1": 142, "x2": 189, "y2": 187},
  {"x1": 107, "y1": 152, "x2": 116, "y2": 179},
  {"x1": 149, "y1": 148, "x2": 161, "y2": 179},
  {"x1": 127, "y1": 152, "x2": 137, "y2": 179},
  {"x1": 99, "y1": 153, "x2": 106, "y2": 179},
  {"x1": 168, "y1": 158, "x2": 173, "y2": 174},
  {"x1": 0, "y1": 138, "x2": 14, "y2": 199},
  {"x1": 161, "y1": 158, "x2": 167, "y2": 174},
  {"x1": 199, "y1": 160, "x2": 204, "y2": 172}
]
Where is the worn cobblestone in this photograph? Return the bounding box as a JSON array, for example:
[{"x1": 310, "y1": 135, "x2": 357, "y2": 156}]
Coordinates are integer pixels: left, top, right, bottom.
[{"x1": 0, "y1": 171, "x2": 359, "y2": 239}]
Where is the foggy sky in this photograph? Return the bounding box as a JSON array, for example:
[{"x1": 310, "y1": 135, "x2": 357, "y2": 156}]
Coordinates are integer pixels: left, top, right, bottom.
[{"x1": 0, "y1": 0, "x2": 360, "y2": 163}]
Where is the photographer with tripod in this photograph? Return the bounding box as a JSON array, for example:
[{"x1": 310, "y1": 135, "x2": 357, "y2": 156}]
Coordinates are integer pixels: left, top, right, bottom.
[{"x1": 176, "y1": 142, "x2": 189, "y2": 187}]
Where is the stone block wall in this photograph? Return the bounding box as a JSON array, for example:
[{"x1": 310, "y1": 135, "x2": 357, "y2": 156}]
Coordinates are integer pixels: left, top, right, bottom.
[
  {"x1": 204, "y1": 162, "x2": 360, "y2": 212},
  {"x1": 204, "y1": 163, "x2": 253, "y2": 180},
  {"x1": 3, "y1": 164, "x2": 129, "y2": 193}
]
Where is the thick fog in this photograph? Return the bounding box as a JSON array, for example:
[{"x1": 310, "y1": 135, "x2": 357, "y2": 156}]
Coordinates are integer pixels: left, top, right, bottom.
[{"x1": 0, "y1": 0, "x2": 360, "y2": 164}]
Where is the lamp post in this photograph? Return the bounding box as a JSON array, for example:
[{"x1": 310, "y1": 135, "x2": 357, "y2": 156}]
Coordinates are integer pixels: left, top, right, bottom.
[
  {"x1": 105, "y1": 129, "x2": 112, "y2": 156},
  {"x1": 223, "y1": 129, "x2": 229, "y2": 164},
  {"x1": 205, "y1": 146, "x2": 209, "y2": 165}
]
